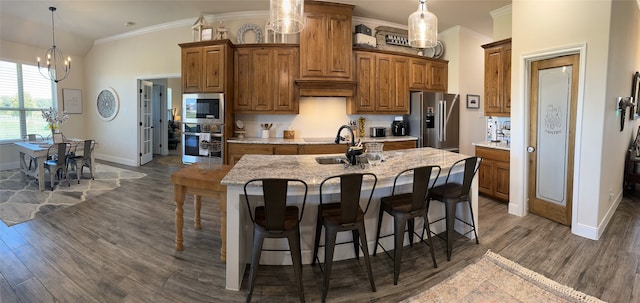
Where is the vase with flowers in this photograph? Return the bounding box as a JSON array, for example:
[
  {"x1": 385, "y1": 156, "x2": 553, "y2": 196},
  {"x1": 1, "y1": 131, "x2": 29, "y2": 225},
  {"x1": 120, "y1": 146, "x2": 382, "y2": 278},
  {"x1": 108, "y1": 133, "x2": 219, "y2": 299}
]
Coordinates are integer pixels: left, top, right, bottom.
[{"x1": 41, "y1": 107, "x2": 68, "y2": 139}]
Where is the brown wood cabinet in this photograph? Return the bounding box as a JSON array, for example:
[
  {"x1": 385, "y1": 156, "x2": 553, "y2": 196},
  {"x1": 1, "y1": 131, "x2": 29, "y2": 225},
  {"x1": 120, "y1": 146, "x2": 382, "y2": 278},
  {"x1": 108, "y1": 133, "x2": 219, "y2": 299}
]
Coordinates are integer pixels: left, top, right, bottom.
[
  {"x1": 350, "y1": 50, "x2": 410, "y2": 114},
  {"x1": 409, "y1": 58, "x2": 448, "y2": 91},
  {"x1": 233, "y1": 44, "x2": 299, "y2": 114},
  {"x1": 228, "y1": 140, "x2": 417, "y2": 165},
  {"x1": 476, "y1": 146, "x2": 510, "y2": 201},
  {"x1": 300, "y1": 1, "x2": 354, "y2": 80},
  {"x1": 482, "y1": 38, "x2": 511, "y2": 117},
  {"x1": 180, "y1": 40, "x2": 233, "y2": 93}
]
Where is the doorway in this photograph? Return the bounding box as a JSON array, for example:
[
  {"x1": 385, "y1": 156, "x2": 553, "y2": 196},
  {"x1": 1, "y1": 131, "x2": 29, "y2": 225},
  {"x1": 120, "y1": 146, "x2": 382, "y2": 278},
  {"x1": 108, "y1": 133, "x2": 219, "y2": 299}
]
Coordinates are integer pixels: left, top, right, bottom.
[{"x1": 527, "y1": 54, "x2": 580, "y2": 226}]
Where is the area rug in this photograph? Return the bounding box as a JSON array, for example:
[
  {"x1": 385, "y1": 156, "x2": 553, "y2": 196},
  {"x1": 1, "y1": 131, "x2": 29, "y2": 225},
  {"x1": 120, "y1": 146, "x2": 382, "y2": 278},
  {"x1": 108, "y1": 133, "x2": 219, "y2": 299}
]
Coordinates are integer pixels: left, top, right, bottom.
[
  {"x1": 0, "y1": 164, "x2": 146, "y2": 226},
  {"x1": 402, "y1": 250, "x2": 606, "y2": 303},
  {"x1": 155, "y1": 155, "x2": 185, "y2": 167}
]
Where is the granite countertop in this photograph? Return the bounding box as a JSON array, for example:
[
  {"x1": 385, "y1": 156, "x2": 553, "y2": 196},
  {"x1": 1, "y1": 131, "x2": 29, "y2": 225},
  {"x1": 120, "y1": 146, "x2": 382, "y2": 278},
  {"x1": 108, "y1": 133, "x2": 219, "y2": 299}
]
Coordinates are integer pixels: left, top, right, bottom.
[
  {"x1": 473, "y1": 141, "x2": 510, "y2": 151},
  {"x1": 221, "y1": 147, "x2": 469, "y2": 186},
  {"x1": 227, "y1": 136, "x2": 418, "y2": 145}
]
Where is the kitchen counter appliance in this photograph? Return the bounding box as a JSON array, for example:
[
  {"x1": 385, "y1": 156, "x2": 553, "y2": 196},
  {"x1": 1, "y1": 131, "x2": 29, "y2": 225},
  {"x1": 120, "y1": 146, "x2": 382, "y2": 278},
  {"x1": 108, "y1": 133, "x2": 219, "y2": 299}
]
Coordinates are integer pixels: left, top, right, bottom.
[
  {"x1": 407, "y1": 92, "x2": 460, "y2": 152},
  {"x1": 391, "y1": 117, "x2": 407, "y2": 136},
  {"x1": 370, "y1": 127, "x2": 386, "y2": 137}
]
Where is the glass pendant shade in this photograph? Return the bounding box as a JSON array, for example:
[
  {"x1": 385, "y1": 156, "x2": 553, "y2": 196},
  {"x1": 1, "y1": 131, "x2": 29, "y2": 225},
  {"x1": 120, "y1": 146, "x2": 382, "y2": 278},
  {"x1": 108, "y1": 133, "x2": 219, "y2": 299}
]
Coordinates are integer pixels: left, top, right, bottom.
[
  {"x1": 269, "y1": 0, "x2": 305, "y2": 34},
  {"x1": 408, "y1": 0, "x2": 438, "y2": 48}
]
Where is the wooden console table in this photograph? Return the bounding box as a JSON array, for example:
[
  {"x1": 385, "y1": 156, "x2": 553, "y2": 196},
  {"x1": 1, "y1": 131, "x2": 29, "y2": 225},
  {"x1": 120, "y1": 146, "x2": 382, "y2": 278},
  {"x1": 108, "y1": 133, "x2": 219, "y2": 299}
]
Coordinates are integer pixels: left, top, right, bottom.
[{"x1": 171, "y1": 164, "x2": 232, "y2": 260}]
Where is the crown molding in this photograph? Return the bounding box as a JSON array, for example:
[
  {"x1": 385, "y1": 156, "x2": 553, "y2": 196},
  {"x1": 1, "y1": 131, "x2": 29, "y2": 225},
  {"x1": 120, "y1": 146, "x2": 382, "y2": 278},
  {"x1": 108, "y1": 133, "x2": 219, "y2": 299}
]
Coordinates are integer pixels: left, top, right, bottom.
[
  {"x1": 490, "y1": 5, "x2": 512, "y2": 19},
  {"x1": 95, "y1": 11, "x2": 269, "y2": 45}
]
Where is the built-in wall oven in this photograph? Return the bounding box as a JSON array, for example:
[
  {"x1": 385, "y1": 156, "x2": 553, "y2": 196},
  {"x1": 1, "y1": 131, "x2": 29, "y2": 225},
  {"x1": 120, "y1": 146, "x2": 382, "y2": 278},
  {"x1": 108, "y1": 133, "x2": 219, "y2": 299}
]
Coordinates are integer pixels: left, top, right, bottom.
[
  {"x1": 182, "y1": 122, "x2": 224, "y2": 164},
  {"x1": 181, "y1": 93, "x2": 225, "y2": 164}
]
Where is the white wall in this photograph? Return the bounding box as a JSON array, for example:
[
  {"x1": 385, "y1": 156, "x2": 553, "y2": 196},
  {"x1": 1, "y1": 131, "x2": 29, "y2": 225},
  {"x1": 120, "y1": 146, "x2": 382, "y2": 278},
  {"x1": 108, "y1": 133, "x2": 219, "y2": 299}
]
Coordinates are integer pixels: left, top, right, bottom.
[
  {"x1": 491, "y1": 5, "x2": 513, "y2": 41},
  {"x1": 511, "y1": 0, "x2": 639, "y2": 239},
  {"x1": 439, "y1": 26, "x2": 492, "y2": 156}
]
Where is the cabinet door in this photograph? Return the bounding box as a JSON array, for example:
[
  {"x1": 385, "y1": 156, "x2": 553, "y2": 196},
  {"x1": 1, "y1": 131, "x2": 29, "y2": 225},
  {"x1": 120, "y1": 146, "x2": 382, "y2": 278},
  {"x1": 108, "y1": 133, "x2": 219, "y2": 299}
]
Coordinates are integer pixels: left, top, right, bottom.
[
  {"x1": 376, "y1": 54, "x2": 394, "y2": 112},
  {"x1": 300, "y1": 12, "x2": 327, "y2": 78},
  {"x1": 382, "y1": 140, "x2": 416, "y2": 151},
  {"x1": 495, "y1": 161, "x2": 510, "y2": 200},
  {"x1": 409, "y1": 58, "x2": 428, "y2": 89},
  {"x1": 274, "y1": 145, "x2": 298, "y2": 155},
  {"x1": 503, "y1": 44, "x2": 512, "y2": 114},
  {"x1": 273, "y1": 48, "x2": 298, "y2": 112},
  {"x1": 484, "y1": 45, "x2": 505, "y2": 116},
  {"x1": 202, "y1": 45, "x2": 225, "y2": 92},
  {"x1": 326, "y1": 13, "x2": 352, "y2": 78},
  {"x1": 182, "y1": 47, "x2": 202, "y2": 93},
  {"x1": 478, "y1": 158, "x2": 494, "y2": 196},
  {"x1": 354, "y1": 52, "x2": 376, "y2": 112},
  {"x1": 300, "y1": 144, "x2": 345, "y2": 155},
  {"x1": 393, "y1": 56, "x2": 410, "y2": 113},
  {"x1": 251, "y1": 49, "x2": 273, "y2": 111},
  {"x1": 234, "y1": 48, "x2": 252, "y2": 111},
  {"x1": 427, "y1": 61, "x2": 448, "y2": 91}
]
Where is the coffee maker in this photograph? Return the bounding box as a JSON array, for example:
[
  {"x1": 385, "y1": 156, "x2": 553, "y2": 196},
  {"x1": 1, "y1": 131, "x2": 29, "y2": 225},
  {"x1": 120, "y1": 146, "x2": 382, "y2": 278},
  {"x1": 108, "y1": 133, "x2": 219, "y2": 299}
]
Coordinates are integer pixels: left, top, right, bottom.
[{"x1": 391, "y1": 116, "x2": 407, "y2": 136}]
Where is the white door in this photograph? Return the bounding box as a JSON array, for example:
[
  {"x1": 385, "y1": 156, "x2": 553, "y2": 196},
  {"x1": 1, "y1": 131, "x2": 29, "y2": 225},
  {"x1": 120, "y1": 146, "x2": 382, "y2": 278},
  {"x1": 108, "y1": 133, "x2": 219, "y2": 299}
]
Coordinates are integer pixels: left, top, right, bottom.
[
  {"x1": 139, "y1": 80, "x2": 153, "y2": 165},
  {"x1": 152, "y1": 84, "x2": 163, "y2": 155}
]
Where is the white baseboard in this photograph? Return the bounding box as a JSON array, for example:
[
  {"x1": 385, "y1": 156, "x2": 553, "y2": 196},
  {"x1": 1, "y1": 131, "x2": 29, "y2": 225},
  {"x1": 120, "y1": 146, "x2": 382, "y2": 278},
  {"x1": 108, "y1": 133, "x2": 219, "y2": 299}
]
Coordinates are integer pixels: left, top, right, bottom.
[{"x1": 94, "y1": 153, "x2": 138, "y2": 167}]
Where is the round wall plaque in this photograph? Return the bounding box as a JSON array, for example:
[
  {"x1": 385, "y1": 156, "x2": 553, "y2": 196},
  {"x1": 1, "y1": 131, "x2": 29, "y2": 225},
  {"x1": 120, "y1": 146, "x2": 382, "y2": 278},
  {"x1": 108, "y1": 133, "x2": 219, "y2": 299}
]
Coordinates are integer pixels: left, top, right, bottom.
[
  {"x1": 237, "y1": 23, "x2": 263, "y2": 44},
  {"x1": 96, "y1": 87, "x2": 119, "y2": 121}
]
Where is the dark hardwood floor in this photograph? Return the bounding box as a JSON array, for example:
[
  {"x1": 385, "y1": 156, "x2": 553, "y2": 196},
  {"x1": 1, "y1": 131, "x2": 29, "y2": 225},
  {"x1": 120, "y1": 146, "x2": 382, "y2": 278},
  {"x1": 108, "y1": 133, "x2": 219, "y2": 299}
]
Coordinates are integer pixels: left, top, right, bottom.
[{"x1": 1, "y1": 156, "x2": 638, "y2": 302}]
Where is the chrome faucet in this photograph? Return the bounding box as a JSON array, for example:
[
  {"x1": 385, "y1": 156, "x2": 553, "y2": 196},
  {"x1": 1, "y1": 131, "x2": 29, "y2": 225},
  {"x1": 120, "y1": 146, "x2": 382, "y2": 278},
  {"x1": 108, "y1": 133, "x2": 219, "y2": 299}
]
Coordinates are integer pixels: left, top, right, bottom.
[{"x1": 334, "y1": 125, "x2": 361, "y2": 165}]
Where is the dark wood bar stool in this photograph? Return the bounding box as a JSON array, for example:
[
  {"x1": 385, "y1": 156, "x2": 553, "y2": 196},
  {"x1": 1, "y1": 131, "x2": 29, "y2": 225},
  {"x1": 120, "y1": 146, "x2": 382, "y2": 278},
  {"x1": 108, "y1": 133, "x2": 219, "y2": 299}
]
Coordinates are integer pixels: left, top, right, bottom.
[
  {"x1": 243, "y1": 178, "x2": 308, "y2": 303},
  {"x1": 374, "y1": 165, "x2": 440, "y2": 285},
  {"x1": 426, "y1": 157, "x2": 482, "y2": 261},
  {"x1": 312, "y1": 172, "x2": 377, "y2": 303}
]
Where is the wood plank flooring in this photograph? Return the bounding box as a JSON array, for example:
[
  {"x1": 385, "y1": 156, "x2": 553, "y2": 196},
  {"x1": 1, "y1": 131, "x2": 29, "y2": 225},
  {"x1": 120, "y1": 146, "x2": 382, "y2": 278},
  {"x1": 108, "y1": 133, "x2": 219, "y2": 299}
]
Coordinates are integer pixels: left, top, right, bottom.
[{"x1": 1, "y1": 156, "x2": 638, "y2": 302}]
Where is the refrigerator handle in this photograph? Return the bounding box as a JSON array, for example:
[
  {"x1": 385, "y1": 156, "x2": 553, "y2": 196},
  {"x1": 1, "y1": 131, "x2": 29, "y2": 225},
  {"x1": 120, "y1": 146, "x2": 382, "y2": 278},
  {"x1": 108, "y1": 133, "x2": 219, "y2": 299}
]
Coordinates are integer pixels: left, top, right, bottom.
[{"x1": 440, "y1": 100, "x2": 446, "y2": 142}]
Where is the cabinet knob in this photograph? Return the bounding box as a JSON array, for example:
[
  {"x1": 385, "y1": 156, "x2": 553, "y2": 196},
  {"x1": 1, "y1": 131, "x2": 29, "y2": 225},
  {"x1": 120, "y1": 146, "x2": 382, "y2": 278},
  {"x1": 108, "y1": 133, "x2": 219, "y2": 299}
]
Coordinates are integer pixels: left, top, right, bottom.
[{"x1": 527, "y1": 146, "x2": 536, "y2": 153}]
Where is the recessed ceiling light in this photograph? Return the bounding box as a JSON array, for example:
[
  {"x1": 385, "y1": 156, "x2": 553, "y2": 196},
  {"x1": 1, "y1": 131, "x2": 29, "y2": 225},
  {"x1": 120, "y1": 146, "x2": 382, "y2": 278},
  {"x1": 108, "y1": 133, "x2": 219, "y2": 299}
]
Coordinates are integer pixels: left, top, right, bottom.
[{"x1": 125, "y1": 21, "x2": 136, "y2": 27}]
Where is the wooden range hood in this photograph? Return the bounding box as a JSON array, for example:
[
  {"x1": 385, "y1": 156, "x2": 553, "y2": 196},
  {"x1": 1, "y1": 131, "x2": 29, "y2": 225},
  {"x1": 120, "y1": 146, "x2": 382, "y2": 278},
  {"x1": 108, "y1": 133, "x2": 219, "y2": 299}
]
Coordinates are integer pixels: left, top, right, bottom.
[{"x1": 294, "y1": 79, "x2": 357, "y2": 97}]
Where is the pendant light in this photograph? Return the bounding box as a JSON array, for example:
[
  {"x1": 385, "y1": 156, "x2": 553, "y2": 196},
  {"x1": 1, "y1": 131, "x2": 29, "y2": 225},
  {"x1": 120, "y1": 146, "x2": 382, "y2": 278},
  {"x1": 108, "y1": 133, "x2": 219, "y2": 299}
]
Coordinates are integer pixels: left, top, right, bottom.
[
  {"x1": 269, "y1": 0, "x2": 305, "y2": 34},
  {"x1": 37, "y1": 7, "x2": 71, "y2": 83},
  {"x1": 408, "y1": 0, "x2": 438, "y2": 48}
]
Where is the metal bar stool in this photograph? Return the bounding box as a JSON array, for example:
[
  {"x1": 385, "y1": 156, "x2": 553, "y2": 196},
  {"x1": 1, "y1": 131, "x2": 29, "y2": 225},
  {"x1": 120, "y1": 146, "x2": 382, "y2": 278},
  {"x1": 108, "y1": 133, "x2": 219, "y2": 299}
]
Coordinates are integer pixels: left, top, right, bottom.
[
  {"x1": 312, "y1": 172, "x2": 377, "y2": 303},
  {"x1": 426, "y1": 157, "x2": 482, "y2": 261},
  {"x1": 373, "y1": 165, "x2": 440, "y2": 285},
  {"x1": 243, "y1": 178, "x2": 308, "y2": 303},
  {"x1": 43, "y1": 142, "x2": 71, "y2": 190}
]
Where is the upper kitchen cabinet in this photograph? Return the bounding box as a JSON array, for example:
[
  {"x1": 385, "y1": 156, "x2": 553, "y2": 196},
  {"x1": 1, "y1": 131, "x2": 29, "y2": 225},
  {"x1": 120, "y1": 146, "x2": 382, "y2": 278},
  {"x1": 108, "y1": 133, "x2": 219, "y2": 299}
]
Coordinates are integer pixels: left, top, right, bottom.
[
  {"x1": 409, "y1": 58, "x2": 448, "y2": 91},
  {"x1": 234, "y1": 44, "x2": 299, "y2": 114},
  {"x1": 482, "y1": 38, "x2": 511, "y2": 117},
  {"x1": 350, "y1": 50, "x2": 410, "y2": 114},
  {"x1": 300, "y1": 1, "x2": 354, "y2": 80},
  {"x1": 180, "y1": 40, "x2": 233, "y2": 93}
]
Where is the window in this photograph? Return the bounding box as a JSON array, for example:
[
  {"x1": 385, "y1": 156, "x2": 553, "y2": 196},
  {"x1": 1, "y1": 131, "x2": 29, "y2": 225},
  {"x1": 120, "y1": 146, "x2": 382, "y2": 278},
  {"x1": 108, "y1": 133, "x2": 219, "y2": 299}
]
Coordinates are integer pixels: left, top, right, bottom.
[{"x1": 0, "y1": 60, "x2": 56, "y2": 141}]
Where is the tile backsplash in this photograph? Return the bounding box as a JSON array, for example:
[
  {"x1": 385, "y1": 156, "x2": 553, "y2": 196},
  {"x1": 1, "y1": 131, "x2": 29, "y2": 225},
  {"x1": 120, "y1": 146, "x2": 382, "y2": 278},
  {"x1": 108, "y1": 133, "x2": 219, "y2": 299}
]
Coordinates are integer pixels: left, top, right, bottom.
[{"x1": 487, "y1": 116, "x2": 511, "y2": 142}]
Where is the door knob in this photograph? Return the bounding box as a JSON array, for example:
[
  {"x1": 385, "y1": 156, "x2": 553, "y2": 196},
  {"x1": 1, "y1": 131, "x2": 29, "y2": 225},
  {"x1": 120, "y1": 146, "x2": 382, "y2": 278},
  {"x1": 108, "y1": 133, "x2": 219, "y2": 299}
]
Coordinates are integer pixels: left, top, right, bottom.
[{"x1": 527, "y1": 146, "x2": 536, "y2": 153}]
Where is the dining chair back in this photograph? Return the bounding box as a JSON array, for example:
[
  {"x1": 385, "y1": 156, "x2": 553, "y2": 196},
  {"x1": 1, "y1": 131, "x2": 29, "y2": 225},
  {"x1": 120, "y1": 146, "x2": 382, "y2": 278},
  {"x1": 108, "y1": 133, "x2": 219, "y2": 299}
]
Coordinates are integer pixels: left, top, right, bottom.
[
  {"x1": 44, "y1": 142, "x2": 71, "y2": 190},
  {"x1": 373, "y1": 165, "x2": 441, "y2": 285},
  {"x1": 426, "y1": 156, "x2": 482, "y2": 261},
  {"x1": 243, "y1": 178, "x2": 308, "y2": 303},
  {"x1": 312, "y1": 172, "x2": 377, "y2": 302},
  {"x1": 68, "y1": 140, "x2": 95, "y2": 183}
]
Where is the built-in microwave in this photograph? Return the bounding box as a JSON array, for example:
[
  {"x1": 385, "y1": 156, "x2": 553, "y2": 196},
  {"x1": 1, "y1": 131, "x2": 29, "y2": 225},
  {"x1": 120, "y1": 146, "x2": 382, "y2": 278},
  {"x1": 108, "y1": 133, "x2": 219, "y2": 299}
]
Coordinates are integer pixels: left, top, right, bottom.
[{"x1": 182, "y1": 93, "x2": 224, "y2": 124}]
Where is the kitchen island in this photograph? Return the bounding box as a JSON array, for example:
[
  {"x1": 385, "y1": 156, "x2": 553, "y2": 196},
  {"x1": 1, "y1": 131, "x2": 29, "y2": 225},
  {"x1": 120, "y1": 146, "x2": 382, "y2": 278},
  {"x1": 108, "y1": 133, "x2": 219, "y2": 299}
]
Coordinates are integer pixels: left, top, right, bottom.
[{"x1": 220, "y1": 147, "x2": 478, "y2": 291}]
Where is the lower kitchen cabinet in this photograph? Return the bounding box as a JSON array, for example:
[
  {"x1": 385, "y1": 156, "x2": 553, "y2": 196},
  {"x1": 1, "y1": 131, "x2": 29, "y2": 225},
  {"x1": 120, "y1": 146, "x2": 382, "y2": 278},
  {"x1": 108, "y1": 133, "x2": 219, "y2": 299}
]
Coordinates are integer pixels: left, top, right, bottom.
[
  {"x1": 476, "y1": 146, "x2": 510, "y2": 201},
  {"x1": 228, "y1": 140, "x2": 417, "y2": 165}
]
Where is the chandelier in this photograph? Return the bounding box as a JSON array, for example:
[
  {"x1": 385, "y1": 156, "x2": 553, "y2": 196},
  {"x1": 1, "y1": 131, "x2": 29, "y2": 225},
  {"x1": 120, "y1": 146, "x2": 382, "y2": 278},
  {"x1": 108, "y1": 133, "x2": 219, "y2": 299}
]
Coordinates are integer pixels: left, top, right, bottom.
[
  {"x1": 408, "y1": 0, "x2": 438, "y2": 48},
  {"x1": 269, "y1": 0, "x2": 305, "y2": 34},
  {"x1": 37, "y1": 7, "x2": 71, "y2": 83}
]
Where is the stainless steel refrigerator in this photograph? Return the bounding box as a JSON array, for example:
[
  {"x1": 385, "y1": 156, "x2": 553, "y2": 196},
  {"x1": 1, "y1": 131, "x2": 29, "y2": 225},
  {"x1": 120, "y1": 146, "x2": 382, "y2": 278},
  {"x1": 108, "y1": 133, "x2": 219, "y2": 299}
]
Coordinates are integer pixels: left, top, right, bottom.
[{"x1": 407, "y1": 92, "x2": 460, "y2": 152}]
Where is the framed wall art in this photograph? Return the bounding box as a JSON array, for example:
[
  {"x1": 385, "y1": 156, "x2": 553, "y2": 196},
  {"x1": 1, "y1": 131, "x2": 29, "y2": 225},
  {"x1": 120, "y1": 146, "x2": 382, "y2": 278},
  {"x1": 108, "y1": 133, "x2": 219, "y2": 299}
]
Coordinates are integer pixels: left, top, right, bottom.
[
  {"x1": 466, "y1": 94, "x2": 480, "y2": 109},
  {"x1": 62, "y1": 88, "x2": 82, "y2": 114}
]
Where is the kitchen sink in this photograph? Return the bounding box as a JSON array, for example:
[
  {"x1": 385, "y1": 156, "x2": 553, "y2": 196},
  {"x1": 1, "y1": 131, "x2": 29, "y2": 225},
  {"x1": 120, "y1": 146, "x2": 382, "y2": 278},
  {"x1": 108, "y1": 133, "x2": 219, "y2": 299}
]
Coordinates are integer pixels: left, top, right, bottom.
[{"x1": 315, "y1": 156, "x2": 347, "y2": 165}]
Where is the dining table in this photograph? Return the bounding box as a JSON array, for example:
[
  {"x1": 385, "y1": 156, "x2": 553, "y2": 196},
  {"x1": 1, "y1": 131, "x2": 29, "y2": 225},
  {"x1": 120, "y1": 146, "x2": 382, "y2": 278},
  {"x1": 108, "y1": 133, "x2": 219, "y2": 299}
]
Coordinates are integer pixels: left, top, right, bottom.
[{"x1": 14, "y1": 139, "x2": 96, "y2": 191}]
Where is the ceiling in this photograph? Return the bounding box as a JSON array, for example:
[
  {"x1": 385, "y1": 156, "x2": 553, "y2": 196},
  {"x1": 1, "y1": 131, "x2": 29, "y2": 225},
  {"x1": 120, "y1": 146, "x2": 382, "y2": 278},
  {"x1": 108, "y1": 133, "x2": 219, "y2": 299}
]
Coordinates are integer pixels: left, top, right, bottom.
[{"x1": 0, "y1": 0, "x2": 510, "y2": 56}]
